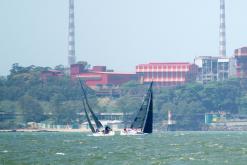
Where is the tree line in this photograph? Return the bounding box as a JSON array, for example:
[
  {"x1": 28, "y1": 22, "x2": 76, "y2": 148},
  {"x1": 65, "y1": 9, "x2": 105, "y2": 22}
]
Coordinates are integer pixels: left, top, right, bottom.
[{"x1": 1, "y1": 63, "x2": 247, "y2": 130}]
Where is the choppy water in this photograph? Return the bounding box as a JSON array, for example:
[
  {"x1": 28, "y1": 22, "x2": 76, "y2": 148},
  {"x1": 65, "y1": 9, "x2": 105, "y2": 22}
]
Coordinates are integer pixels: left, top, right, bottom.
[{"x1": 0, "y1": 132, "x2": 247, "y2": 165}]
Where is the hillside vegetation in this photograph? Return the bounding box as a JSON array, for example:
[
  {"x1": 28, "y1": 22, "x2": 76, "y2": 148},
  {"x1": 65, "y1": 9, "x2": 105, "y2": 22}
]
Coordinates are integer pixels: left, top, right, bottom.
[{"x1": 1, "y1": 63, "x2": 247, "y2": 130}]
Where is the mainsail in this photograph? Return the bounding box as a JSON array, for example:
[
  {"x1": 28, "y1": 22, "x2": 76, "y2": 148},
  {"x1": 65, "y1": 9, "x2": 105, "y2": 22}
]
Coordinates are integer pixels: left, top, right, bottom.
[
  {"x1": 79, "y1": 79, "x2": 103, "y2": 132},
  {"x1": 130, "y1": 82, "x2": 153, "y2": 133},
  {"x1": 83, "y1": 100, "x2": 96, "y2": 133}
]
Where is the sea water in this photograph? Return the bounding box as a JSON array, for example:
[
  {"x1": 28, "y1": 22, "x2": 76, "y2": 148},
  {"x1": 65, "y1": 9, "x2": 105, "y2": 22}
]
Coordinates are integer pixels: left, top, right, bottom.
[{"x1": 0, "y1": 132, "x2": 247, "y2": 165}]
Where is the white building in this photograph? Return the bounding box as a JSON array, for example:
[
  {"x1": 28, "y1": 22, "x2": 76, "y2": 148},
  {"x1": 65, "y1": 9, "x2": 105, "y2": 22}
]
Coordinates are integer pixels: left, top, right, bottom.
[{"x1": 194, "y1": 56, "x2": 232, "y2": 83}]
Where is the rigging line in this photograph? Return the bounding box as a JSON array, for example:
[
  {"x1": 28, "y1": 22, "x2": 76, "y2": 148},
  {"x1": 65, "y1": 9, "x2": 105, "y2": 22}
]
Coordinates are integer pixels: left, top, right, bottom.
[
  {"x1": 78, "y1": 79, "x2": 103, "y2": 129},
  {"x1": 78, "y1": 78, "x2": 96, "y2": 133},
  {"x1": 142, "y1": 91, "x2": 152, "y2": 131},
  {"x1": 130, "y1": 99, "x2": 145, "y2": 129},
  {"x1": 130, "y1": 82, "x2": 153, "y2": 129},
  {"x1": 83, "y1": 98, "x2": 96, "y2": 133}
]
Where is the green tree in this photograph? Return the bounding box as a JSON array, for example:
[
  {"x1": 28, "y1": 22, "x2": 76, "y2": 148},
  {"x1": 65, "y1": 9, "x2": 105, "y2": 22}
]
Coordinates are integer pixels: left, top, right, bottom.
[
  {"x1": 54, "y1": 64, "x2": 65, "y2": 71},
  {"x1": 19, "y1": 95, "x2": 46, "y2": 123},
  {"x1": 239, "y1": 94, "x2": 247, "y2": 115}
]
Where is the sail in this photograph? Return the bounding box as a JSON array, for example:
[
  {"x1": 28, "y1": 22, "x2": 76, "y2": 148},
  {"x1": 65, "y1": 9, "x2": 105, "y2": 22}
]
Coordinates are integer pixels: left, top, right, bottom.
[
  {"x1": 142, "y1": 86, "x2": 153, "y2": 133},
  {"x1": 83, "y1": 99, "x2": 96, "y2": 133},
  {"x1": 78, "y1": 79, "x2": 103, "y2": 130},
  {"x1": 130, "y1": 82, "x2": 153, "y2": 133}
]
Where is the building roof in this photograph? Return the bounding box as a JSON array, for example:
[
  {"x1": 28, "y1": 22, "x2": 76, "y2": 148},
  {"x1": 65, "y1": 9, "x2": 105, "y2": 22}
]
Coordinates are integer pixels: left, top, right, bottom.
[
  {"x1": 79, "y1": 71, "x2": 135, "y2": 75},
  {"x1": 149, "y1": 62, "x2": 190, "y2": 64},
  {"x1": 137, "y1": 62, "x2": 192, "y2": 66},
  {"x1": 235, "y1": 47, "x2": 247, "y2": 56}
]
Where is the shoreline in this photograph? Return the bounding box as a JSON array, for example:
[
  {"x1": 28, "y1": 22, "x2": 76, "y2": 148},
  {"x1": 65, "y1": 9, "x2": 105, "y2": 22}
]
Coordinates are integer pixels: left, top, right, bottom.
[
  {"x1": 0, "y1": 128, "x2": 123, "y2": 133},
  {"x1": 2, "y1": 128, "x2": 247, "y2": 133},
  {"x1": 0, "y1": 128, "x2": 91, "y2": 133}
]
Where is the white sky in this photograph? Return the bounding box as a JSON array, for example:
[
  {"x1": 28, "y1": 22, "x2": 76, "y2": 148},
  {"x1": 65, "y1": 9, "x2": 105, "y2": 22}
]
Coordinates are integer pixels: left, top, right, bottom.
[{"x1": 0, "y1": 0, "x2": 247, "y2": 75}]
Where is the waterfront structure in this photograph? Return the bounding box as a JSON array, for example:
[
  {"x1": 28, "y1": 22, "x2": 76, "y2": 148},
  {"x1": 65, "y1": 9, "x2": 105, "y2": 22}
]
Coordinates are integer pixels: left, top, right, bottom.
[
  {"x1": 68, "y1": 0, "x2": 76, "y2": 66},
  {"x1": 205, "y1": 112, "x2": 227, "y2": 125},
  {"x1": 234, "y1": 47, "x2": 247, "y2": 78},
  {"x1": 71, "y1": 64, "x2": 136, "y2": 88},
  {"x1": 219, "y1": 0, "x2": 226, "y2": 57},
  {"x1": 167, "y1": 111, "x2": 176, "y2": 131},
  {"x1": 135, "y1": 62, "x2": 198, "y2": 86},
  {"x1": 194, "y1": 56, "x2": 230, "y2": 83}
]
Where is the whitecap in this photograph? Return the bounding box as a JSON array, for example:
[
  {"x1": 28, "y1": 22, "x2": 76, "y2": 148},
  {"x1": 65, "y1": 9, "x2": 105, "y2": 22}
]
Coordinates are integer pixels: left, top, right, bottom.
[
  {"x1": 56, "y1": 152, "x2": 65, "y2": 156},
  {"x1": 179, "y1": 157, "x2": 186, "y2": 160},
  {"x1": 170, "y1": 143, "x2": 179, "y2": 146},
  {"x1": 2, "y1": 150, "x2": 8, "y2": 153},
  {"x1": 224, "y1": 160, "x2": 229, "y2": 163}
]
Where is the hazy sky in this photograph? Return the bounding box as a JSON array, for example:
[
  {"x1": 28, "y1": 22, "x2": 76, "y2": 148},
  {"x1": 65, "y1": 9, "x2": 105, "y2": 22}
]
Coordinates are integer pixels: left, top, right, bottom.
[{"x1": 0, "y1": 0, "x2": 247, "y2": 75}]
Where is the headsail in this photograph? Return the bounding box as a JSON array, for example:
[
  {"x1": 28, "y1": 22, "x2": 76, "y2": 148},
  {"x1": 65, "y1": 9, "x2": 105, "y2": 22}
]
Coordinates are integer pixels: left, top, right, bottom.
[
  {"x1": 78, "y1": 79, "x2": 103, "y2": 132},
  {"x1": 130, "y1": 82, "x2": 153, "y2": 133},
  {"x1": 142, "y1": 83, "x2": 153, "y2": 133}
]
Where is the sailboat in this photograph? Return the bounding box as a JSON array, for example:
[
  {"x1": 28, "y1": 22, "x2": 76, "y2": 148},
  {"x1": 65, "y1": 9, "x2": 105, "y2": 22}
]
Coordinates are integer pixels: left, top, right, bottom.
[
  {"x1": 78, "y1": 79, "x2": 115, "y2": 136},
  {"x1": 120, "y1": 82, "x2": 153, "y2": 135}
]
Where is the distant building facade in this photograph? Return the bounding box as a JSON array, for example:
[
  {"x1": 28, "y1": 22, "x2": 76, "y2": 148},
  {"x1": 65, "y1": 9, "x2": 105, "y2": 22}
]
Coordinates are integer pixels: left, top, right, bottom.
[
  {"x1": 194, "y1": 56, "x2": 231, "y2": 83},
  {"x1": 70, "y1": 64, "x2": 136, "y2": 88},
  {"x1": 70, "y1": 63, "x2": 87, "y2": 76},
  {"x1": 136, "y1": 62, "x2": 198, "y2": 86},
  {"x1": 234, "y1": 47, "x2": 247, "y2": 78}
]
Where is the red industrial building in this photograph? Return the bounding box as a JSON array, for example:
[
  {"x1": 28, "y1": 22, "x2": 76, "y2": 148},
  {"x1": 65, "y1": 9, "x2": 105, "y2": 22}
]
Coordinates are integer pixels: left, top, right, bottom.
[
  {"x1": 70, "y1": 64, "x2": 87, "y2": 75},
  {"x1": 234, "y1": 47, "x2": 247, "y2": 78},
  {"x1": 136, "y1": 62, "x2": 198, "y2": 86},
  {"x1": 70, "y1": 64, "x2": 136, "y2": 88}
]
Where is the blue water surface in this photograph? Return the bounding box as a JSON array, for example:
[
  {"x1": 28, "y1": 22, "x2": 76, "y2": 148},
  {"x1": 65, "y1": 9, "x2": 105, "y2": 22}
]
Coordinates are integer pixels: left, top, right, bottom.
[{"x1": 0, "y1": 131, "x2": 247, "y2": 165}]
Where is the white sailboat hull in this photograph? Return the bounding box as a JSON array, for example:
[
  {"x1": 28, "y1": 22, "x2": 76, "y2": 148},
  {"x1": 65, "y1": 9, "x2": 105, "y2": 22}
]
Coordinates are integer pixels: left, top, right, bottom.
[
  {"x1": 120, "y1": 129, "x2": 144, "y2": 136},
  {"x1": 92, "y1": 131, "x2": 115, "y2": 137}
]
